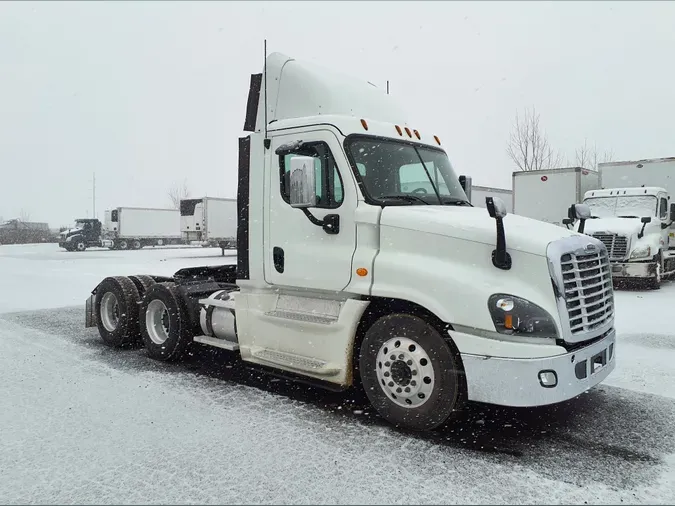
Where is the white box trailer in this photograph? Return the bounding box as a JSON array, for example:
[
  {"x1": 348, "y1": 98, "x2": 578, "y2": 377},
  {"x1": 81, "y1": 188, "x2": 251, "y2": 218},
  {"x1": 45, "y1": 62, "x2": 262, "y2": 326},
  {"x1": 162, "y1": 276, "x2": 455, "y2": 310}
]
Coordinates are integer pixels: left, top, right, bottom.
[
  {"x1": 512, "y1": 167, "x2": 601, "y2": 226},
  {"x1": 180, "y1": 197, "x2": 237, "y2": 254},
  {"x1": 103, "y1": 207, "x2": 182, "y2": 250},
  {"x1": 470, "y1": 185, "x2": 513, "y2": 212},
  {"x1": 599, "y1": 157, "x2": 675, "y2": 195}
]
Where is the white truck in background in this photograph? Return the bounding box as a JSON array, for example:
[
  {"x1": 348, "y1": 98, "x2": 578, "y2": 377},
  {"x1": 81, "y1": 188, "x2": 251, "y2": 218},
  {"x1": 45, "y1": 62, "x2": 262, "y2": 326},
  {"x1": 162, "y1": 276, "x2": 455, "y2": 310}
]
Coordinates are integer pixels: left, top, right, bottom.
[
  {"x1": 570, "y1": 158, "x2": 675, "y2": 289},
  {"x1": 513, "y1": 167, "x2": 601, "y2": 226},
  {"x1": 471, "y1": 185, "x2": 513, "y2": 213},
  {"x1": 180, "y1": 197, "x2": 237, "y2": 255},
  {"x1": 103, "y1": 207, "x2": 182, "y2": 250},
  {"x1": 83, "y1": 52, "x2": 616, "y2": 432}
]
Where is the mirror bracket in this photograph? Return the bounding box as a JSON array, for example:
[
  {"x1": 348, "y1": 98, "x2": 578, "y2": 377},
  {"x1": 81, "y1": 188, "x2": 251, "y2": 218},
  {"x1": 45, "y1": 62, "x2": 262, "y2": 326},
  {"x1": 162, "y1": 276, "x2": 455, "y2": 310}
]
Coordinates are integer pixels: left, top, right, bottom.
[
  {"x1": 638, "y1": 216, "x2": 652, "y2": 239},
  {"x1": 485, "y1": 197, "x2": 511, "y2": 270},
  {"x1": 301, "y1": 209, "x2": 340, "y2": 235}
]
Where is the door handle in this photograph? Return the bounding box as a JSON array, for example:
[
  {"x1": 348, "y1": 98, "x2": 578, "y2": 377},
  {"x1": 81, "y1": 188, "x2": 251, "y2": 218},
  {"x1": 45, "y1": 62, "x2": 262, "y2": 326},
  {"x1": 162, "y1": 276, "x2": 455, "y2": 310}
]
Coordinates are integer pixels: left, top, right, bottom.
[{"x1": 273, "y1": 247, "x2": 284, "y2": 273}]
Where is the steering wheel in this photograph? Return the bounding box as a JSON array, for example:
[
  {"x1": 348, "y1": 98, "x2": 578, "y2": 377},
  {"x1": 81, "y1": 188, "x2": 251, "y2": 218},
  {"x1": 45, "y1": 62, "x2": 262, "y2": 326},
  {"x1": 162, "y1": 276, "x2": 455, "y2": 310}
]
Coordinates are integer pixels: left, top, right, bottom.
[{"x1": 411, "y1": 187, "x2": 428, "y2": 194}]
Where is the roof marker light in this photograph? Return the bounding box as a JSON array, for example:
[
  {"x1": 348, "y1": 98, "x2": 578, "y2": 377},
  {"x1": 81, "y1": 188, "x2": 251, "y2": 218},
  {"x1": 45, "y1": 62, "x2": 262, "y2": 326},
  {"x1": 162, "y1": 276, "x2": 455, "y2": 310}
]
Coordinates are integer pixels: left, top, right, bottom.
[
  {"x1": 413, "y1": 129, "x2": 421, "y2": 140},
  {"x1": 404, "y1": 127, "x2": 412, "y2": 137},
  {"x1": 360, "y1": 119, "x2": 369, "y2": 131},
  {"x1": 395, "y1": 125, "x2": 403, "y2": 136},
  {"x1": 434, "y1": 135, "x2": 441, "y2": 146}
]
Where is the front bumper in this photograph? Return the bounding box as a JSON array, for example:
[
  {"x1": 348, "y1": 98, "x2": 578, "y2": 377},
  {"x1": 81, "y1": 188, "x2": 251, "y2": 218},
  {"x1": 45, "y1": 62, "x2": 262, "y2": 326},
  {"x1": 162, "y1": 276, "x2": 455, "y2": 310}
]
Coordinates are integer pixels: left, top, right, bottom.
[
  {"x1": 609, "y1": 261, "x2": 656, "y2": 279},
  {"x1": 460, "y1": 329, "x2": 615, "y2": 407}
]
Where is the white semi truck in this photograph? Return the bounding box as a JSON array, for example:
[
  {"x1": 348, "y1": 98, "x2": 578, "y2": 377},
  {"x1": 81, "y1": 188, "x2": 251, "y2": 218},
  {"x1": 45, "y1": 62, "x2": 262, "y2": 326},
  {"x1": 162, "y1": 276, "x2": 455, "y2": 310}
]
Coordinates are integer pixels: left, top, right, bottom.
[
  {"x1": 83, "y1": 52, "x2": 616, "y2": 432},
  {"x1": 102, "y1": 207, "x2": 182, "y2": 250},
  {"x1": 513, "y1": 167, "x2": 601, "y2": 226},
  {"x1": 570, "y1": 158, "x2": 675, "y2": 289},
  {"x1": 180, "y1": 197, "x2": 237, "y2": 255}
]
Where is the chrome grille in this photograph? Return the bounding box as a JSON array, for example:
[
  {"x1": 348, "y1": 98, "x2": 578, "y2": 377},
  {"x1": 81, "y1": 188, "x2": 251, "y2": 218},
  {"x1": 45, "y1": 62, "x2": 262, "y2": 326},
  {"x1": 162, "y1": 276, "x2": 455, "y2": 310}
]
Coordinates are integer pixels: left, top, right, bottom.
[
  {"x1": 591, "y1": 233, "x2": 628, "y2": 260},
  {"x1": 560, "y1": 248, "x2": 614, "y2": 335}
]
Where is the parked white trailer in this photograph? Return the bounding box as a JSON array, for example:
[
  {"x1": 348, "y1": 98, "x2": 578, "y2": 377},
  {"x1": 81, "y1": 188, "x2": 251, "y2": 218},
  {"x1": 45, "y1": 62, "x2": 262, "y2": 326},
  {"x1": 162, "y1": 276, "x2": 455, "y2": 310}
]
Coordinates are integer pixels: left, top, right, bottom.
[
  {"x1": 471, "y1": 185, "x2": 513, "y2": 212},
  {"x1": 180, "y1": 197, "x2": 237, "y2": 254},
  {"x1": 513, "y1": 167, "x2": 600, "y2": 226},
  {"x1": 84, "y1": 52, "x2": 616, "y2": 433},
  {"x1": 575, "y1": 157, "x2": 675, "y2": 288},
  {"x1": 102, "y1": 207, "x2": 182, "y2": 250}
]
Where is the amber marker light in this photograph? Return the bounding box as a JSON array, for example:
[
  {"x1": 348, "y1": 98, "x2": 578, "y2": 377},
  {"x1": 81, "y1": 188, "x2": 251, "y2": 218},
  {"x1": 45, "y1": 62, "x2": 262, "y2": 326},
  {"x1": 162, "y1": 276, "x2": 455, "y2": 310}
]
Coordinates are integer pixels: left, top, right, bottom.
[
  {"x1": 356, "y1": 268, "x2": 368, "y2": 277},
  {"x1": 360, "y1": 119, "x2": 369, "y2": 130}
]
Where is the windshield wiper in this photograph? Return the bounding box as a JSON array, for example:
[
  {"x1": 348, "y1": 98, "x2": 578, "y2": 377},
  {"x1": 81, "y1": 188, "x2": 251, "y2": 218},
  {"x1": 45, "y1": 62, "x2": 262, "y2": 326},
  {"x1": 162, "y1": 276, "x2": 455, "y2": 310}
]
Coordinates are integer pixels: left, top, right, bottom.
[
  {"x1": 379, "y1": 194, "x2": 430, "y2": 205},
  {"x1": 439, "y1": 197, "x2": 472, "y2": 206},
  {"x1": 617, "y1": 215, "x2": 639, "y2": 219}
]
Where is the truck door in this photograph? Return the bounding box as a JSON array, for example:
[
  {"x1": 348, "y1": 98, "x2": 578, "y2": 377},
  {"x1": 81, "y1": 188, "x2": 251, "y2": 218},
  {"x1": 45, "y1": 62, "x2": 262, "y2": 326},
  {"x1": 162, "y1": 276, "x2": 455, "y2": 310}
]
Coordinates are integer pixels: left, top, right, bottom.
[
  {"x1": 658, "y1": 194, "x2": 673, "y2": 249},
  {"x1": 265, "y1": 129, "x2": 357, "y2": 292}
]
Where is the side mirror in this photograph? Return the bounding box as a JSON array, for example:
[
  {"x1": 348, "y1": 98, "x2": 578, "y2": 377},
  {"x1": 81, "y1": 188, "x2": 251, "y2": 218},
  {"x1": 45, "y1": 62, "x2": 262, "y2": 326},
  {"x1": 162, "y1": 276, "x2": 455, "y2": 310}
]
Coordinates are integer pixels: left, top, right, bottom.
[
  {"x1": 485, "y1": 197, "x2": 511, "y2": 270},
  {"x1": 638, "y1": 216, "x2": 652, "y2": 239},
  {"x1": 459, "y1": 175, "x2": 472, "y2": 201},
  {"x1": 568, "y1": 203, "x2": 591, "y2": 221},
  {"x1": 289, "y1": 156, "x2": 317, "y2": 209},
  {"x1": 567, "y1": 203, "x2": 591, "y2": 234},
  {"x1": 670, "y1": 203, "x2": 675, "y2": 222},
  {"x1": 486, "y1": 196, "x2": 507, "y2": 219}
]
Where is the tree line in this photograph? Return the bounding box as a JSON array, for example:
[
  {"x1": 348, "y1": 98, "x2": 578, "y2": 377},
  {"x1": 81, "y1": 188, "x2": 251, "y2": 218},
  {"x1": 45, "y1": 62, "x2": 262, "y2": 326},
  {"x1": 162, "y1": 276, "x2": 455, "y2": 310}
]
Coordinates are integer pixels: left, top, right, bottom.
[{"x1": 506, "y1": 107, "x2": 614, "y2": 172}]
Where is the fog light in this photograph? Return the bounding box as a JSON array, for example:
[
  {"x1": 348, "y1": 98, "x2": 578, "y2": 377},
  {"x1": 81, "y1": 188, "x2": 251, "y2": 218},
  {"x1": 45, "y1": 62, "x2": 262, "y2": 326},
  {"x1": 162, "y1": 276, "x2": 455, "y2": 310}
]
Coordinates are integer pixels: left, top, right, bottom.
[{"x1": 538, "y1": 370, "x2": 558, "y2": 388}]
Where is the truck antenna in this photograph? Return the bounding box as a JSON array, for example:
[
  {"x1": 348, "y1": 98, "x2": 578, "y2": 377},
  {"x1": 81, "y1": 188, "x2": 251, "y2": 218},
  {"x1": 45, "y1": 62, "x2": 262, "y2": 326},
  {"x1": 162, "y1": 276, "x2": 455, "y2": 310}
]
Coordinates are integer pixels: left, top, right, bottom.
[
  {"x1": 92, "y1": 172, "x2": 96, "y2": 219},
  {"x1": 263, "y1": 39, "x2": 268, "y2": 146}
]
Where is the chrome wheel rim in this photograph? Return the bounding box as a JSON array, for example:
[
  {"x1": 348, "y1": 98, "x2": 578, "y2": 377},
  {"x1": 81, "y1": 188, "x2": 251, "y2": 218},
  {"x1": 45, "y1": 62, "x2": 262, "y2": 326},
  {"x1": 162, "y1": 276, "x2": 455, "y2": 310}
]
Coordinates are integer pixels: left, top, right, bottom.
[
  {"x1": 77, "y1": 242, "x2": 85, "y2": 251},
  {"x1": 100, "y1": 292, "x2": 120, "y2": 332},
  {"x1": 375, "y1": 337, "x2": 435, "y2": 408},
  {"x1": 146, "y1": 299, "x2": 170, "y2": 345}
]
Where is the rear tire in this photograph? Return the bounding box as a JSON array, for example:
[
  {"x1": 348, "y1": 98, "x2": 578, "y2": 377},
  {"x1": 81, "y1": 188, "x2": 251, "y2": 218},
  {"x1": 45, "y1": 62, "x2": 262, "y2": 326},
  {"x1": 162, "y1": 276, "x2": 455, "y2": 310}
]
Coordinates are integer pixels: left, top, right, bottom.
[
  {"x1": 94, "y1": 276, "x2": 141, "y2": 348},
  {"x1": 132, "y1": 240, "x2": 142, "y2": 250},
  {"x1": 128, "y1": 275, "x2": 156, "y2": 297},
  {"x1": 358, "y1": 313, "x2": 464, "y2": 431},
  {"x1": 117, "y1": 240, "x2": 129, "y2": 250},
  {"x1": 139, "y1": 282, "x2": 192, "y2": 362}
]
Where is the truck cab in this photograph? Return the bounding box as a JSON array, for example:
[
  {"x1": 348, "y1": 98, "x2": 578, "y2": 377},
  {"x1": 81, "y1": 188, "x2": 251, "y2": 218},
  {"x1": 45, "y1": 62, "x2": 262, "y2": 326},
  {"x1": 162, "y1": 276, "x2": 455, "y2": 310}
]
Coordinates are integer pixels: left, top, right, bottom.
[
  {"x1": 577, "y1": 186, "x2": 675, "y2": 288},
  {"x1": 58, "y1": 218, "x2": 102, "y2": 252},
  {"x1": 85, "y1": 52, "x2": 616, "y2": 432}
]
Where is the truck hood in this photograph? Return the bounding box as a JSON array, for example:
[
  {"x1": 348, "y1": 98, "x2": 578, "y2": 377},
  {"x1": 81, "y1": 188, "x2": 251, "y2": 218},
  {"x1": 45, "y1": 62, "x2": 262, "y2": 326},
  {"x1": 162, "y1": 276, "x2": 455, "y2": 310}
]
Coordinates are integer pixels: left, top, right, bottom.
[
  {"x1": 582, "y1": 217, "x2": 644, "y2": 236},
  {"x1": 61, "y1": 227, "x2": 82, "y2": 237},
  {"x1": 380, "y1": 205, "x2": 577, "y2": 256}
]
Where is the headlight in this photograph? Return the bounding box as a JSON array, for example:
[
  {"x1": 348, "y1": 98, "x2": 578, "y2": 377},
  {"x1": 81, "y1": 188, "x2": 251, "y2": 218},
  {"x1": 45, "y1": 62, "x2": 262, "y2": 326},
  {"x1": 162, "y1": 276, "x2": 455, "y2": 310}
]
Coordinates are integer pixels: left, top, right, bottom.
[
  {"x1": 629, "y1": 245, "x2": 651, "y2": 259},
  {"x1": 488, "y1": 294, "x2": 558, "y2": 338}
]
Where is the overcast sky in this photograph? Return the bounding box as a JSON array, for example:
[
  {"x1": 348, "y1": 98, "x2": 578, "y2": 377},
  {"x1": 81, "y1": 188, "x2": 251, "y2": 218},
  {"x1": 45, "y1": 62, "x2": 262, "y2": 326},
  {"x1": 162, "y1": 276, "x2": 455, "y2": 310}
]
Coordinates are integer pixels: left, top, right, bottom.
[{"x1": 2, "y1": 1, "x2": 674, "y2": 226}]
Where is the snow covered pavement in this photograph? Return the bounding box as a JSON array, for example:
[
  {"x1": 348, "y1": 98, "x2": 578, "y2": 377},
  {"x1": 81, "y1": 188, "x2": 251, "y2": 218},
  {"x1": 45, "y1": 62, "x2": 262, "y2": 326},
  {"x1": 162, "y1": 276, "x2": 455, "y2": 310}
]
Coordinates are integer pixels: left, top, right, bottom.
[{"x1": 1, "y1": 244, "x2": 674, "y2": 503}]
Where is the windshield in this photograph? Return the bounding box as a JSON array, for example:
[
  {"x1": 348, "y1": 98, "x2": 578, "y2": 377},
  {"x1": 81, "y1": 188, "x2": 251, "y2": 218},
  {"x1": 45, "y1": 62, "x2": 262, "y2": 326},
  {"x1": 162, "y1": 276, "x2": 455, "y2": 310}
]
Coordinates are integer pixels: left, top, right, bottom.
[
  {"x1": 345, "y1": 137, "x2": 469, "y2": 205},
  {"x1": 584, "y1": 195, "x2": 657, "y2": 218}
]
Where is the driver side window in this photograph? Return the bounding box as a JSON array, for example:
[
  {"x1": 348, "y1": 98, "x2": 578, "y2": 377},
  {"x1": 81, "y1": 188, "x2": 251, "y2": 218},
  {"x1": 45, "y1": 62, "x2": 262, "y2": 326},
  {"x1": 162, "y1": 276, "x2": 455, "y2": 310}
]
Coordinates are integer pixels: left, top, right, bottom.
[
  {"x1": 660, "y1": 197, "x2": 668, "y2": 219},
  {"x1": 279, "y1": 142, "x2": 344, "y2": 209}
]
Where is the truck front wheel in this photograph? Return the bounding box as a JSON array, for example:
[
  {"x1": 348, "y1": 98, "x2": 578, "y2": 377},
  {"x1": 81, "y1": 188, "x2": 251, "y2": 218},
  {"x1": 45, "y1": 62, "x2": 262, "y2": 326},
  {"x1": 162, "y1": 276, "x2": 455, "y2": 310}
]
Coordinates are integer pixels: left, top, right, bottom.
[
  {"x1": 359, "y1": 314, "x2": 464, "y2": 431},
  {"x1": 94, "y1": 276, "x2": 141, "y2": 348},
  {"x1": 139, "y1": 282, "x2": 192, "y2": 362}
]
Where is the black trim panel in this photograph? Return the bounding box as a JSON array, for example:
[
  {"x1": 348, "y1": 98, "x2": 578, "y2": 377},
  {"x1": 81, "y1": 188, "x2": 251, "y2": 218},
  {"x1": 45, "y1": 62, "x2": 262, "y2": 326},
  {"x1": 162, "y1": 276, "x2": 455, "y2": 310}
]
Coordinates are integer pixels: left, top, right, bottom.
[
  {"x1": 237, "y1": 136, "x2": 251, "y2": 280},
  {"x1": 243, "y1": 73, "x2": 262, "y2": 132}
]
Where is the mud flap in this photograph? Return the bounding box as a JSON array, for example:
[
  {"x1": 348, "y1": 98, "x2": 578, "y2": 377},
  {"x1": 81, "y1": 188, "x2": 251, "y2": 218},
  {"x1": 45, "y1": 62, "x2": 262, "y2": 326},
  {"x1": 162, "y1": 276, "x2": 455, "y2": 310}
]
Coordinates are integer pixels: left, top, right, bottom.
[{"x1": 85, "y1": 294, "x2": 97, "y2": 328}]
